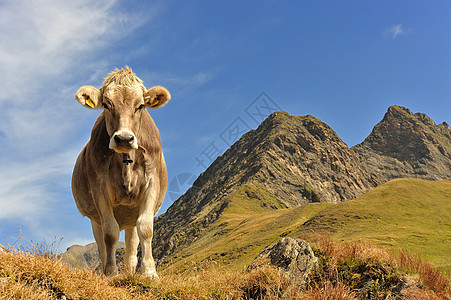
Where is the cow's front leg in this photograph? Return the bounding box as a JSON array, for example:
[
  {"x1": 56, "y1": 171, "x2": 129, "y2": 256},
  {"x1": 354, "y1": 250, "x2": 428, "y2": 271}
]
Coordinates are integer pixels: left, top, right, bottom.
[
  {"x1": 137, "y1": 212, "x2": 157, "y2": 278},
  {"x1": 102, "y1": 218, "x2": 120, "y2": 275},
  {"x1": 91, "y1": 220, "x2": 106, "y2": 273},
  {"x1": 124, "y1": 226, "x2": 139, "y2": 274},
  {"x1": 137, "y1": 188, "x2": 158, "y2": 278},
  {"x1": 97, "y1": 202, "x2": 120, "y2": 276}
]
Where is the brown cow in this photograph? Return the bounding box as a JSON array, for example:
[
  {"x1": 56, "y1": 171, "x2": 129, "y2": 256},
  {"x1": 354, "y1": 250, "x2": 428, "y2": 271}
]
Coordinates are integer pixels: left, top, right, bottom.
[{"x1": 72, "y1": 67, "x2": 170, "y2": 278}]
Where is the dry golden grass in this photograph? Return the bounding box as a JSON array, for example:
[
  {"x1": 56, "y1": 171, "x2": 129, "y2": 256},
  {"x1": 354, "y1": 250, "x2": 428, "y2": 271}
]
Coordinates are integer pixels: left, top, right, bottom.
[
  {"x1": 0, "y1": 248, "x2": 296, "y2": 299},
  {"x1": 300, "y1": 281, "x2": 358, "y2": 300},
  {"x1": 0, "y1": 250, "x2": 135, "y2": 299},
  {"x1": 112, "y1": 264, "x2": 294, "y2": 299},
  {"x1": 309, "y1": 235, "x2": 450, "y2": 300},
  {"x1": 1, "y1": 237, "x2": 449, "y2": 299},
  {"x1": 395, "y1": 250, "x2": 450, "y2": 299}
]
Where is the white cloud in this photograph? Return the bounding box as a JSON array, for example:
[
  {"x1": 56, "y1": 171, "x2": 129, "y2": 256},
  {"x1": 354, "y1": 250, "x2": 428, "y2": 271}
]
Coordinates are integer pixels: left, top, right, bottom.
[
  {"x1": 0, "y1": 0, "x2": 147, "y2": 102},
  {"x1": 140, "y1": 70, "x2": 216, "y2": 98},
  {"x1": 171, "y1": 72, "x2": 215, "y2": 94},
  {"x1": 0, "y1": 0, "x2": 159, "y2": 245},
  {"x1": 385, "y1": 24, "x2": 413, "y2": 40},
  {"x1": 0, "y1": 148, "x2": 78, "y2": 223},
  {"x1": 0, "y1": 0, "x2": 159, "y2": 157},
  {"x1": 0, "y1": 0, "x2": 155, "y2": 155}
]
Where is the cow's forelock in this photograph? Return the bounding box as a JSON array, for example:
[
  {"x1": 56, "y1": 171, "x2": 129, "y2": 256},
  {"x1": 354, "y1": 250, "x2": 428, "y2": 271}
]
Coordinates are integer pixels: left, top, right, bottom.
[{"x1": 102, "y1": 83, "x2": 145, "y2": 101}]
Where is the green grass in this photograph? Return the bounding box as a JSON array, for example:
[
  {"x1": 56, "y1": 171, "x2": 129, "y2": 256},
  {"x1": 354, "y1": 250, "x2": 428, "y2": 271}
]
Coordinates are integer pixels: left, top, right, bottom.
[
  {"x1": 294, "y1": 178, "x2": 451, "y2": 272},
  {"x1": 161, "y1": 178, "x2": 451, "y2": 276}
]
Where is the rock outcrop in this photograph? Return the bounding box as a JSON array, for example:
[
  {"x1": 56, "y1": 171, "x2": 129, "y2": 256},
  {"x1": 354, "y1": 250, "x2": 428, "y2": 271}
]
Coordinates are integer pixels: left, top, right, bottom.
[
  {"x1": 353, "y1": 105, "x2": 451, "y2": 182},
  {"x1": 250, "y1": 237, "x2": 318, "y2": 286}
]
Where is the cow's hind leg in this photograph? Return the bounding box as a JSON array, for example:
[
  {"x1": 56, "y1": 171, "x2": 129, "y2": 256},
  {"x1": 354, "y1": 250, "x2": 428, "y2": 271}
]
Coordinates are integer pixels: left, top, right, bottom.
[
  {"x1": 91, "y1": 220, "x2": 106, "y2": 273},
  {"x1": 125, "y1": 226, "x2": 139, "y2": 274}
]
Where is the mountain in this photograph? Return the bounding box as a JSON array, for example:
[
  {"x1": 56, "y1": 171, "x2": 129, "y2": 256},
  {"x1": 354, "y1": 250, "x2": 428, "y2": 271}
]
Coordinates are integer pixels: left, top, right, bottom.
[
  {"x1": 60, "y1": 243, "x2": 101, "y2": 269},
  {"x1": 60, "y1": 242, "x2": 126, "y2": 270},
  {"x1": 153, "y1": 111, "x2": 380, "y2": 263},
  {"x1": 353, "y1": 105, "x2": 451, "y2": 182}
]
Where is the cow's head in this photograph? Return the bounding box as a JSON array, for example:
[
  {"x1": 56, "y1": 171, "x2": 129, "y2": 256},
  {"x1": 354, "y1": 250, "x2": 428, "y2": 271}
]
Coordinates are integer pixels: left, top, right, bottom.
[{"x1": 75, "y1": 67, "x2": 170, "y2": 154}]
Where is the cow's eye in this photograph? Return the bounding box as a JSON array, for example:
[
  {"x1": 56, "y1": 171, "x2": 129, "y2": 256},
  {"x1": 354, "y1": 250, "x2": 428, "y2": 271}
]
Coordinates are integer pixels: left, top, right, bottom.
[
  {"x1": 137, "y1": 104, "x2": 145, "y2": 111},
  {"x1": 102, "y1": 103, "x2": 109, "y2": 110}
]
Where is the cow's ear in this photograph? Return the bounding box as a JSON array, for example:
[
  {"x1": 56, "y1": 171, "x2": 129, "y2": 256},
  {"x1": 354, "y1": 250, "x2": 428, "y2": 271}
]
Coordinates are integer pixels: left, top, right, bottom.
[
  {"x1": 144, "y1": 86, "x2": 171, "y2": 109},
  {"x1": 75, "y1": 86, "x2": 101, "y2": 109}
]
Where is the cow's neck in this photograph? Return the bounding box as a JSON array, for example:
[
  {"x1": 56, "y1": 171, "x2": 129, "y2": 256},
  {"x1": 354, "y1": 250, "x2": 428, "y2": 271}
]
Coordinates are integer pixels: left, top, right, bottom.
[{"x1": 120, "y1": 150, "x2": 136, "y2": 195}]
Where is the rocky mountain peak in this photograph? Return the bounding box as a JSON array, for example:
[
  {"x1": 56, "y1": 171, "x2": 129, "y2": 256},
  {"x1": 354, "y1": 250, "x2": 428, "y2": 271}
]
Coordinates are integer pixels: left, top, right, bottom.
[
  {"x1": 385, "y1": 104, "x2": 413, "y2": 118},
  {"x1": 353, "y1": 105, "x2": 451, "y2": 181}
]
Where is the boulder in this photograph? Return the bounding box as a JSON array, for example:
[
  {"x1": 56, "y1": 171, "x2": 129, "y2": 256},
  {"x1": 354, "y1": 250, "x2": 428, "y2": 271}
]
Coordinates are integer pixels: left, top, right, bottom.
[{"x1": 251, "y1": 237, "x2": 318, "y2": 286}]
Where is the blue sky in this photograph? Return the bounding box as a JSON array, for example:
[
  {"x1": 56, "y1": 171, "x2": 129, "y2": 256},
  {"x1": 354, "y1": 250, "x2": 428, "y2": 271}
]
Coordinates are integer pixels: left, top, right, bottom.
[{"x1": 0, "y1": 0, "x2": 449, "y2": 252}]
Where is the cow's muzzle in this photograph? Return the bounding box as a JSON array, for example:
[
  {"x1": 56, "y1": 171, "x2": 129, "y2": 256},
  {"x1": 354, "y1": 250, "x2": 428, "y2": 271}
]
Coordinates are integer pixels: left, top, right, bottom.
[{"x1": 109, "y1": 130, "x2": 138, "y2": 153}]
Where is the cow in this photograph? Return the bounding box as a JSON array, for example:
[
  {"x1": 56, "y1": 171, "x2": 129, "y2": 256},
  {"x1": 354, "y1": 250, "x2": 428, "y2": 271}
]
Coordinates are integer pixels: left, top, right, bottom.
[{"x1": 71, "y1": 67, "x2": 170, "y2": 278}]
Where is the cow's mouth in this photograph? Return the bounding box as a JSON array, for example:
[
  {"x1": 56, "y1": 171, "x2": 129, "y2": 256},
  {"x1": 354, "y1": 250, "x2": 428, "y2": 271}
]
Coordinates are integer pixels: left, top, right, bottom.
[{"x1": 113, "y1": 147, "x2": 134, "y2": 153}]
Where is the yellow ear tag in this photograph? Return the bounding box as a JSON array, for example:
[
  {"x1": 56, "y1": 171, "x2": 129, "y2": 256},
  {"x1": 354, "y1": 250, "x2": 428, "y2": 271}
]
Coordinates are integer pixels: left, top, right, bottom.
[
  {"x1": 86, "y1": 98, "x2": 95, "y2": 108},
  {"x1": 150, "y1": 99, "x2": 160, "y2": 107}
]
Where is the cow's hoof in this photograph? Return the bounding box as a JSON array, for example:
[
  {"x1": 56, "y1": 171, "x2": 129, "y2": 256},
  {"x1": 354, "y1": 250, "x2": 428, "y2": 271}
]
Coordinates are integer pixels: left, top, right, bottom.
[
  {"x1": 104, "y1": 265, "x2": 118, "y2": 276},
  {"x1": 143, "y1": 269, "x2": 159, "y2": 281}
]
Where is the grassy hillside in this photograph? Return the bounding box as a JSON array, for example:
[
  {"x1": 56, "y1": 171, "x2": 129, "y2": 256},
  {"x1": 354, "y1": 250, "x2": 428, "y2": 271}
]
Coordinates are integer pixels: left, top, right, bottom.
[
  {"x1": 293, "y1": 178, "x2": 451, "y2": 271},
  {"x1": 159, "y1": 182, "x2": 332, "y2": 273},
  {"x1": 160, "y1": 179, "x2": 450, "y2": 274}
]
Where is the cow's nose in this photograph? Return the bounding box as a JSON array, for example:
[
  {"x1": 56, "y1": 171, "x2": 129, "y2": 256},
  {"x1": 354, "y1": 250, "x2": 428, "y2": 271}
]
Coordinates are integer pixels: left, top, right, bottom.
[
  {"x1": 109, "y1": 130, "x2": 139, "y2": 152},
  {"x1": 114, "y1": 133, "x2": 134, "y2": 144}
]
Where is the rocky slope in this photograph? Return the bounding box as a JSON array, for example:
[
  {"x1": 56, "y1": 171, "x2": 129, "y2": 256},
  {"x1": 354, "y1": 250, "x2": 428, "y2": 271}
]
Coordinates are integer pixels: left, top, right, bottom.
[
  {"x1": 153, "y1": 111, "x2": 380, "y2": 263},
  {"x1": 352, "y1": 105, "x2": 451, "y2": 182}
]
